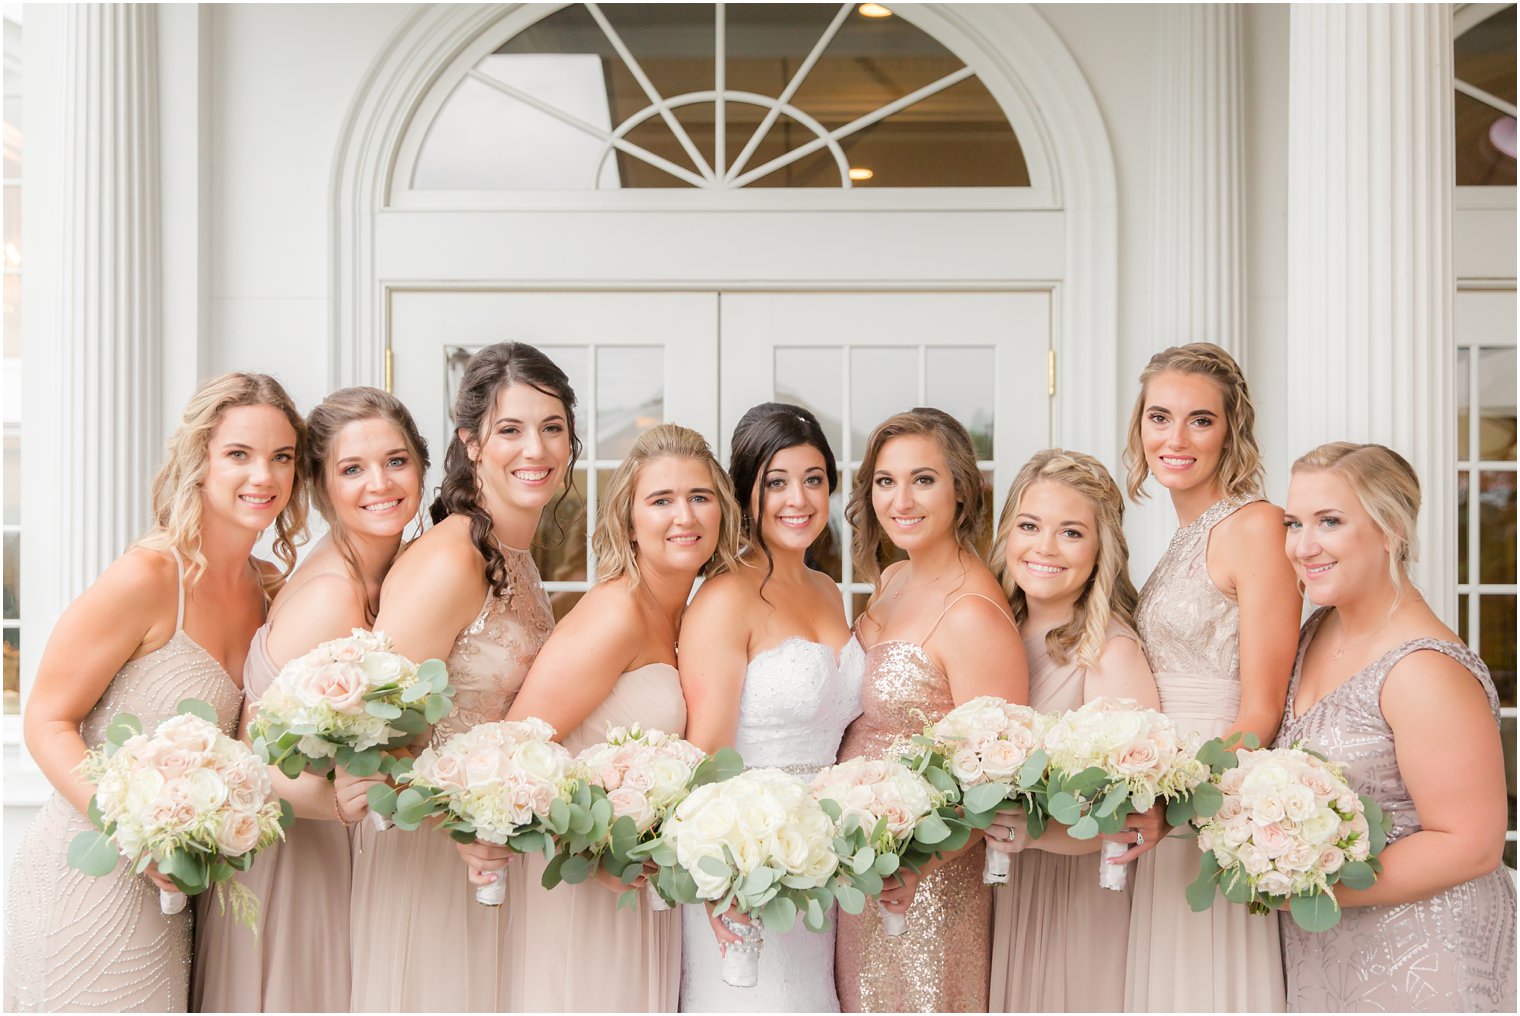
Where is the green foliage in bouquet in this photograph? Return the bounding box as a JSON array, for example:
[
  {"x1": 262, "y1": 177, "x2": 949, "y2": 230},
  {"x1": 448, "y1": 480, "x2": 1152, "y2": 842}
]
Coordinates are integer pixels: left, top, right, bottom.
[
  {"x1": 1161, "y1": 730, "x2": 1259, "y2": 828},
  {"x1": 898, "y1": 734, "x2": 1051, "y2": 842},
  {"x1": 814, "y1": 798, "x2": 940, "y2": 916}
]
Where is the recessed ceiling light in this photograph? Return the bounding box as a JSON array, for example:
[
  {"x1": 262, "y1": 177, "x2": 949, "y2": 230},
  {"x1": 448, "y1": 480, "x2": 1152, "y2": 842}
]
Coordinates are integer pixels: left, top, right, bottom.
[
  {"x1": 858, "y1": 3, "x2": 893, "y2": 18},
  {"x1": 848, "y1": 167, "x2": 874, "y2": 181}
]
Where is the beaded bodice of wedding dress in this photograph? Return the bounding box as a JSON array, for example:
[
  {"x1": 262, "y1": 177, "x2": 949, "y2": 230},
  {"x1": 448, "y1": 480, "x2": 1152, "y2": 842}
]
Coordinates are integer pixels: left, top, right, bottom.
[{"x1": 679, "y1": 636, "x2": 865, "y2": 1013}]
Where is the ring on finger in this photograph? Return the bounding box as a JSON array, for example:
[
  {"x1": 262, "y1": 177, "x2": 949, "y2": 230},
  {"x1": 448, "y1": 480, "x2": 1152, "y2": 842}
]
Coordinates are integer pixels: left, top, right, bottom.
[{"x1": 1136, "y1": 831, "x2": 1145, "y2": 846}]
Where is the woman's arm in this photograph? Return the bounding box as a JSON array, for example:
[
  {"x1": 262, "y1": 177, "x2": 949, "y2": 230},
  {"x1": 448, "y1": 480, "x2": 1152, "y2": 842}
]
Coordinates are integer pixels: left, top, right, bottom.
[
  {"x1": 935, "y1": 595, "x2": 1029, "y2": 706},
  {"x1": 1333, "y1": 650, "x2": 1508, "y2": 908},
  {"x1": 23, "y1": 549, "x2": 173, "y2": 816},
  {"x1": 372, "y1": 534, "x2": 488, "y2": 664},
  {"x1": 505, "y1": 584, "x2": 643, "y2": 738},
  {"x1": 1214, "y1": 503, "x2": 1301, "y2": 746},
  {"x1": 1082, "y1": 633, "x2": 1161, "y2": 710},
  {"x1": 677, "y1": 576, "x2": 752, "y2": 754}
]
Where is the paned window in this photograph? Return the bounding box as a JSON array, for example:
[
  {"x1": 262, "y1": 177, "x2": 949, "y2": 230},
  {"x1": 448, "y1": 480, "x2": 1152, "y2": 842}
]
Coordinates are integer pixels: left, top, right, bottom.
[{"x1": 1455, "y1": 4, "x2": 1516, "y2": 186}]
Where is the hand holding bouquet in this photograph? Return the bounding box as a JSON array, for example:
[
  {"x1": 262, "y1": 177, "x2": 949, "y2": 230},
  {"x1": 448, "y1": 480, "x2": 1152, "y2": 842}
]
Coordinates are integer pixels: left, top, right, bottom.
[
  {"x1": 1041, "y1": 696, "x2": 1209, "y2": 889},
  {"x1": 640, "y1": 768, "x2": 841, "y2": 988},
  {"x1": 372, "y1": 717, "x2": 591, "y2": 906},
  {"x1": 901, "y1": 696, "x2": 1052, "y2": 883},
  {"x1": 541, "y1": 724, "x2": 740, "y2": 911},
  {"x1": 249, "y1": 629, "x2": 454, "y2": 831},
  {"x1": 69, "y1": 700, "x2": 292, "y2": 926},
  {"x1": 810, "y1": 757, "x2": 948, "y2": 936},
  {"x1": 1180, "y1": 740, "x2": 1390, "y2": 931}
]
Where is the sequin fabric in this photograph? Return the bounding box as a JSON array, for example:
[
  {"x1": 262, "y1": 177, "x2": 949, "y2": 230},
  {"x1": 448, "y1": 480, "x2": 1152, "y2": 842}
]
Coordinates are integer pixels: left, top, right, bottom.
[
  {"x1": 432, "y1": 547, "x2": 554, "y2": 746},
  {"x1": 834, "y1": 638, "x2": 990, "y2": 1013},
  {"x1": 1277, "y1": 609, "x2": 1518, "y2": 1012},
  {"x1": 4, "y1": 633, "x2": 241, "y2": 1012}
]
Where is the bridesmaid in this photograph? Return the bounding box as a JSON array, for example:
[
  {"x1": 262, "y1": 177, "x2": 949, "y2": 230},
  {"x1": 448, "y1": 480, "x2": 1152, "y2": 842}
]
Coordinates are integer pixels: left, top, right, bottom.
[
  {"x1": 1117, "y1": 343, "x2": 1300, "y2": 1012},
  {"x1": 347, "y1": 342, "x2": 575, "y2": 1012},
  {"x1": 834, "y1": 408, "x2": 1028, "y2": 1013},
  {"x1": 1278, "y1": 443, "x2": 1516, "y2": 1012},
  {"x1": 679, "y1": 403, "x2": 864, "y2": 1013},
  {"x1": 984, "y1": 449, "x2": 1159, "y2": 1012},
  {"x1": 4, "y1": 373, "x2": 306, "y2": 1012},
  {"x1": 503, "y1": 423, "x2": 742, "y2": 1011},
  {"x1": 193, "y1": 387, "x2": 428, "y2": 1012}
]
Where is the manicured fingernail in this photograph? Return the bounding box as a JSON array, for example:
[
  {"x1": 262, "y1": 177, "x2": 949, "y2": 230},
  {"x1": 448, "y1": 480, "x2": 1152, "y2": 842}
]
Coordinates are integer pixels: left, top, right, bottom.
[{"x1": 488, "y1": 871, "x2": 499, "y2": 883}]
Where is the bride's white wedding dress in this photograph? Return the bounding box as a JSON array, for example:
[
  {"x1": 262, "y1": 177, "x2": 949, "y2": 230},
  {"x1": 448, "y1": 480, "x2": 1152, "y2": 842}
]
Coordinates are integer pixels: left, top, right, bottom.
[{"x1": 679, "y1": 636, "x2": 865, "y2": 1013}]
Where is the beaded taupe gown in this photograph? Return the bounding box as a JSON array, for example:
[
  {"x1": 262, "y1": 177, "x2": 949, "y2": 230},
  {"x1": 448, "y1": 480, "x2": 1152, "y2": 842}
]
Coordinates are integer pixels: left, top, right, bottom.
[
  {"x1": 348, "y1": 547, "x2": 553, "y2": 1013},
  {"x1": 508, "y1": 663, "x2": 688, "y2": 1012},
  {"x1": 835, "y1": 595, "x2": 1008, "y2": 1013},
  {"x1": 4, "y1": 554, "x2": 243, "y2": 1012},
  {"x1": 1277, "y1": 609, "x2": 1517, "y2": 1012},
  {"x1": 989, "y1": 621, "x2": 1138, "y2": 1012},
  {"x1": 1124, "y1": 496, "x2": 1287, "y2": 1012},
  {"x1": 192, "y1": 624, "x2": 353, "y2": 1012}
]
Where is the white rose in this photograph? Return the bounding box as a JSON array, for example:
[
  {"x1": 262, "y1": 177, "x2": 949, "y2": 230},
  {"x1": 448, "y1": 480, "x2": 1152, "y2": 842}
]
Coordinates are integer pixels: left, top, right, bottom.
[
  {"x1": 1280, "y1": 784, "x2": 1317, "y2": 822},
  {"x1": 685, "y1": 845, "x2": 731, "y2": 900},
  {"x1": 1279, "y1": 841, "x2": 1318, "y2": 873},
  {"x1": 735, "y1": 791, "x2": 786, "y2": 840},
  {"x1": 981, "y1": 739, "x2": 1027, "y2": 779},
  {"x1": 360, "y1": 651, "x2": 404, "y2": 686},
  {"x1": 184, "y1": 768, "x2": 229, "y2": 812},
  {"x1": 1113, "y1": 740, "x2": 1162, "y2": 777},
  {"x1": 215, "y1": 809, "x2": 264, "y2": 856},
  {"x1": 1300, "y1": 807, "x2": 1339, "y2": 845},
  {"x1": 1315, "y1": 846, "x2": 1345, "y2": 873},
  {"x1": 1235, "y1": 842, "x2": 1270, "y2": 876},
  {"x1": 155, "y1": 714, "x2": 219, "y2": 753},
  {"x1": 513, "y1": 740, "x2": 565, "y2": 783},
  {"x1": 1253, "y1": 821, "x2": 1293, "y2": 859},
  {"x1": 688, "y1": 794, "x2": 738, "y2": 845},
  {"x1": 297, "y1": 735, "x2": 338, "y2": 760},
  {"x1": 1346, "y1": 836, "x2": 1370, "y2": 862},
  {"x1": 771, "y1": 825, "x2": 812, "y2": 873},
  {"x1": 607, "y1": 787, "x2": 657, "y2": 832},
  {"x1": 1249, "y1": 794, "x2": 1287, "y2": 824},
  {"x1": 949, "y1": 747, "x2": 985, "y2": 785},
  {"x1": 124, "y1": 767, "x2": 167, "y2": 813},
  {"x1": 1256, "y1": 869, "x2": 1294, "y2": 898}
]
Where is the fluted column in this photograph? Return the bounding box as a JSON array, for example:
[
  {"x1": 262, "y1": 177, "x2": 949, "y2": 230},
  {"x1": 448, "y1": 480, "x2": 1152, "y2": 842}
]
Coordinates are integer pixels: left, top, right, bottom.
[
  {"x1": 1285, "y1": 4, "x2": 1455, "y2": 618},
  {"x1": 1147, "y1": 4, "x2": 1246, "y2": 357},
  {"x1": 57, "y1": 4, "x2": 162, "y2": 597}
]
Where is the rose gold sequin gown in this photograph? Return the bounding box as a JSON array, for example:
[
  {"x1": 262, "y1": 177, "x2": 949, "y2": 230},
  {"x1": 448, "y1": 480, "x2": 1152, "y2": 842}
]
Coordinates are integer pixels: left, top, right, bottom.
[
  {"x1": 989, "y1": 621, "x2": 1138, "y2": 1012},
  {"x1": 4, "y1": 553, "x2": 243, "y2": 1012},
  {"x1": 192, "y1": 624, "x2": 353, "y2": 1012},
  {"x1": 507, "y1": 663, "x2": 688, "y2": 1012},
  {"x1": 1276, "y1": 608, "x2": 1517, "y2": 1012},
  {"x1": 1124, "y1": 496, "x2": 1286, "y2": 1012},
  {"x1": 348, "y1": 548, "x2": 553, "y2": 1013},
  {"x1": 835, "y1": 594, "x2": 1010, "y2": 1013}
]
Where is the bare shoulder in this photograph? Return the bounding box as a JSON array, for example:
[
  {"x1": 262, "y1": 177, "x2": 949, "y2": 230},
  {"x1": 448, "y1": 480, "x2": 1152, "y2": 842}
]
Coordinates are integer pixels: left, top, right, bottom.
[
  {"x1": 107, "y1": 545, "x2": 181, "y2": 599},
  {"x1": 1214, "y1": 499, "x2": 1286, "y2": 549},
  {"x1": 936, "y1": 588, "x2": 1017, "y2": 641},
  {"x1": 1382, "y1": 642, "x2": 1491, "y2": 712},
  {"x1": 551, "y1": 579, "x2": 646, "y2": 657},
  {"x1": 686, "y1": 569, "x2": 757, "y2": 621},
  {"x1": 389, "y1": 516, "x2": 485, "y2": 584}
]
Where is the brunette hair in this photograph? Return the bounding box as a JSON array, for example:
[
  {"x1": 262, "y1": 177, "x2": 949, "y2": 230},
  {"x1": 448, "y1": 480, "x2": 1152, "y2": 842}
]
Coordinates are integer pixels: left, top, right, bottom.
[
  {"x1": 137, "y1": 372, "x2": 309, "y2": 591},
  {"x1": 845, "y1": 408, "x2": 989, "y2": 584},
  {"x1": 306, "y1": 387, "x2": 430, "y2": 622},
  {"x1": 430, "y1": 342, "x2": 581, "y2": 597},
  {"x1": 1123, "y1": 342, "x2": 1265, "y2": 502},
  {"x1": 990, "y1": 449, "x2": 1139, "y2": 669},
  {"x1": 1292, "y1": 441, "x2": 1422, "y2": 603},
  {"x1": 727, "y1": 403, "x2": 838, "y2": 593},
  {"x1": 592, "y1": 423, "x2": 743, "y2": 590}
]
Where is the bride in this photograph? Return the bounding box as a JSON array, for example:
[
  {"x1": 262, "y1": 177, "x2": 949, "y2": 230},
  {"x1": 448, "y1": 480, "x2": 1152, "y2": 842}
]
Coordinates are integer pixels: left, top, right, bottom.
[{"x1": 677, "y1": 403, "x2": 864, "y2": 1012}]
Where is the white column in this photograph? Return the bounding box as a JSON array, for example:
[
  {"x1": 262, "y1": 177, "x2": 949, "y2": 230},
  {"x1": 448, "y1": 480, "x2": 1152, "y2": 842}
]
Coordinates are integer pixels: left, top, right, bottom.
[
  {"x1": 56, "y1": 4, "x2": 162, "y2": 597},
  {"x1": 1285, "y1": 3, "x2": 1455, "y2": 618},
  {"x1": 1147, "y1": 3, "x2": 1246, "y2": 358}
]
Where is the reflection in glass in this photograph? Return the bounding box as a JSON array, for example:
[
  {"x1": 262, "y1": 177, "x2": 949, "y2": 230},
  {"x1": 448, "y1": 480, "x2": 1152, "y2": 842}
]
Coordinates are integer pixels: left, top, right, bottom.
[
  {"x1": 596, "y1": 346, "x2": 663, "y2": 459},
  {"x1": 1478, "y1": 347, "x2": 1517, "y2": 461},
  {"x1": 1459, "y1": 595, "x2": 1469, "y2": 643},
  {"x1": 1479, "y1": 471, "x2": 1517, "y2": 585},
  {"x1": 1459, "y1": 472, "x2": 1470, "y2": 585},
  {"x1": 2, "y1": 530, "x2": 15, "y2": 618},
  {"x1": 1481, "y1": 593, "x2": 1516, "y2": 707},
  {"x1": 850, "y1": 347, "x2": 917, "y2": 451},
  {"x1": 534, "y1": 468, "x2": 589, "y2": 622},
  {"x1": 1454, "y1": 5, "x2": 1517, "y2": 188},
  {"x1": 3, "y1": 627, "x2": 16, "y2": 716},
  {"x1": 927, "y1": 347, "x2": 995, "y2": 458},
  {"x1": 1502, "y1": 715, "x2": 1516, "y2": 869},
  {"x1": 1457, "y1": 347, "x2": 1470, "y2": 459},
  {"x1": 774, "y1": 346, "x2": 844, "y2": 455}
]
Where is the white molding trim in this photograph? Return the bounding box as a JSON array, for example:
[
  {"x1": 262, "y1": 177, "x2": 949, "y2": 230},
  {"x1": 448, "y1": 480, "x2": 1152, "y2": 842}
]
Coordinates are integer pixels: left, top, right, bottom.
[{"x1": 330, "y1": 2, "x2": 1119, "y2": 461}]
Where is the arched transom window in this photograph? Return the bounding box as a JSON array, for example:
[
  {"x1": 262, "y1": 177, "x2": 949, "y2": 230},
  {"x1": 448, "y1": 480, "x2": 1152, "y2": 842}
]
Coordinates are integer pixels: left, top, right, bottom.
[{"x1": 400, "y1": 2, "x2": 1031, "y2": 192}]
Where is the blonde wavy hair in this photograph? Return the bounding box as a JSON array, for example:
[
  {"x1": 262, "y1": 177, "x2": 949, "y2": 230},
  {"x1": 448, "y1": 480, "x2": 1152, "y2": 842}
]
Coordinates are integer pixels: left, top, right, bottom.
[
  {"x1": 592, "y1": 423, "x2": 742, "y2": 590},
  {"x1": 846, "y1": 408, "x2": 990, "y2": 585},
  {"x1": 991, "y1": 449, "x2": 1139, "y2": 670},
  {"x1": 1292, "y1": 442, "x2": 1422, "y2": 605},
  {"x1": 1123, "y1": 343, "x2": 1265, "y2": 502},
  {"x1": 137, "y1": 373, "x2": 308, "y2": 590}
]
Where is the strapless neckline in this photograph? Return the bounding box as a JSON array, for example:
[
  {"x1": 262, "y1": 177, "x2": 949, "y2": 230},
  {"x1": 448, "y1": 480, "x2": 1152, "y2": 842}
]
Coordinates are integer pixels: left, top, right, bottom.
[{"x1": 750, "y1": 634, "x2": 857, "y2": 670}]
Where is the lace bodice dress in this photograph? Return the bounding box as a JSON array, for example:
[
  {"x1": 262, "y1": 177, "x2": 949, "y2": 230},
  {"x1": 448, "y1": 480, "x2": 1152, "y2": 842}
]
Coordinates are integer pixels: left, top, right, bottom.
[
  {"x1": 679, "y1": 636, "x2": 865, "y2": 1012},
  {"x1": 349, "y1": 547, "x2": 553, "y2": 1012},
  {"x1": 5, "y1": 554, "x2": 242, "y2": 1013},
  {"x1": 1277, "y1": 609, "x2": 1517, "y2": 1012},
  {"x1": 1124, "y1": 497, "x2": 1287, "y2": 1012}
]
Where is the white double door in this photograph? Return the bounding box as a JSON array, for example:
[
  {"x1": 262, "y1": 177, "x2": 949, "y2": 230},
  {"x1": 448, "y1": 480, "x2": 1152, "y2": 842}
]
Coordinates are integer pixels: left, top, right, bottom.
[{"x1": 390, "y1": 289, "x2": 1050, "y2": 607}]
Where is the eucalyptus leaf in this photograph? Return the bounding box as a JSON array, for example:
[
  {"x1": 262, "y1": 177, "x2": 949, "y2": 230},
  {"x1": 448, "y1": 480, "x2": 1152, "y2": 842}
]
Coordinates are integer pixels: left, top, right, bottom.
[
  {"x1": 963, "y1": 782, "x2": 1014, "y2": 815},
  {"x1": 1047, "y1": 791, "x2": 1084, "y2": 826},
  {"x1": 365, "y1": 700, "x2": 403, "y2": 720},
  {"x1": 761, "y1": 894, "x2": 798, "y2": 932},
  {"x1": 913, "y1": 812, "x2": 951, "y2": 845},
  {"x1": 393, "y1": 709, "x2": 429, "y2": 736},
  {"x1": 1337, "y1": 860, "x2": 1376, "y2": 891},
  {"x1": 86, "y1": 796, "x2": 106, "y2": 832},
  {"x1": 66, "y1": 830, "x2": 120, "y2": 877},
  {"x1": 698, "y1": 856, "x2": 732, "y2": 878},
  {"x1": 1220, "y1": 866, "x2": 1255, "y2": 905},
  {"x1": 833, "y1": 883, "x2": 866, "y2": 915},
  {"x1": 559, "y1": 854, "x2": 592, "y2": 884},
  {"x1": 343, "y1": 748, "x2": 383, "y2": 778},
  {"x1": 423, "y1": 695, "x2": 452, "y2": 725},
  {"x1": 367, "y1": 783, "x2": 398, "y2": 817},
  {"x1": 1069, "y1": 814, "x2": 1100, "y2": 839},
  {"x1": 176, "y1": 699, "x2": 218, "y2": 724},
  {"x1": 1288, "y1": 891, "x2": 1340, "y2": 932},
  {"x1": 1191, "y1": 781, "x2": 1224, "y2": 819}
]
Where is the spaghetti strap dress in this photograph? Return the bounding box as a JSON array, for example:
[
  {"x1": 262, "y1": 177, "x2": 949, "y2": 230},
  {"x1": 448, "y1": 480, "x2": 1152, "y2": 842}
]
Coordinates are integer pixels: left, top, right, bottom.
[
  {"x1": 1276, "y1": 609, "x2": 1517, "y2": 1012},
  {"x1": 835, "y1": 593, "x2": 1012, "y2": 1013},
  {"x1": 1123, "y1": 496, "x2": 1286, "y2": 1012},
  {"x1": 4, "y1": 552, "x2": 243, "y2": 1012},
  {"x1": 348, "y1": 547, "x2": 554, "y2": 1012},
  {"x1": 989, "y1": 620, "x2": 1138, "y2": 1012},
  {"x1": 191, "y1": 623, "x2": 353, "y2": 1012}
]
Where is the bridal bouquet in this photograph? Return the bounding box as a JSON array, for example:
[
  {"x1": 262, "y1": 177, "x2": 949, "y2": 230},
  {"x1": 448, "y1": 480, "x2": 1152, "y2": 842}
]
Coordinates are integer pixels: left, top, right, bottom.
[
  {"x1": 68, "y1": 701, "x2": 291, "y2": 926},
  {"x1": 810, "y1": 757, "x2": 948, "y2": 937},
  {"x1": 900, "y1": 696, "x2": 1053, "y2": 884},
  {"x1": 249, "y1": 629, "x2": 454, "y2": 831},
  {"x1": 1041, "y1": 696, "x2": 1210, "y2": 890},
  {"x1": 540, "y1": 725, "x2": 740, "y2": 911},
  {"x1": 373, "y1": 717, "x2": 590, "y2": 906},
  {"x1": 639, "y1": 767, "x2": 841, "y2": 988},
  {"x1": 1183, "y1": 743, "x2": 1389, "y2": 931}
]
